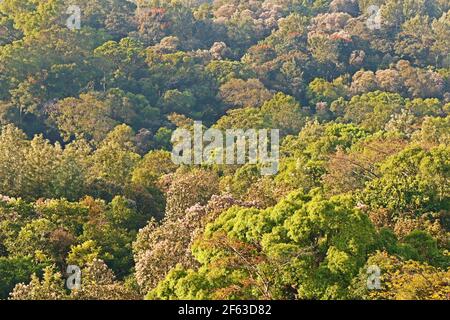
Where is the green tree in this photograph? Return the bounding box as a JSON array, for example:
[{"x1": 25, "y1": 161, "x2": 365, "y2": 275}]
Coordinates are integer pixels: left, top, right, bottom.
[
  {"x1": 0, "y1": 256, "x2": 44, "y2": 299},
  {"x1": 91, "y1": 125, "x2": 141, "y2": 194},
  {"x1": 149, "y1": 191, "x2": 377, "y2": 299}
]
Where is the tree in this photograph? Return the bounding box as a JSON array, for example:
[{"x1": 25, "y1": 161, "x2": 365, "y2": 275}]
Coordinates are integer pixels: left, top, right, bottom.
[
  {"x1": 80, "y1": 198, "x2": 136, "y2": 277},
  {"x1": 395, "y1": 15, "x2": 435, "y2": 66},
  {"x1": 0, "y1": 125, "x2": 28, "y2": 197},
  {"x1": 6, "y1": 218, "x2": 70, "y2": 264},
  {"x1": 71, "y1": 259, "x2": 139, "y2": 300},
  {"x1": 360, "y1": 145, "x2": 450, "y2": 215},
  {"x1": 149, "y1": 191, "x2": 377, "y2": 300},
  {"x1": 341, "y1": 91, "x2": 406, "y2": 131},
  {"x1": 413, "y1": 115, "x2": 450, "y2": 146},
  {"x1": 324, "y1": 134, "x2": 408, "y2": 195},
  {"x1": 395, "y1": 60, "x2": 444, "y2": 98},
  {"x1": 0, "y1": 256, "x2": 44, "y2": 299},
  {"x1": 307, "y1": 77, "x2": 349, "y2": 106},
  {"x1": 330, "y1": 0, "x2": 360, "y2": 16},
  {"x1": 214, "y1": 107, "x2": 265, "y2": 131},
  {"x1": 350, "y1": 251, "x2": 450, "y2": 300},
  {"x1": 51, "y1": 96, "x2": 115, "y2": 143},
  {"x1": 21, "y1": 135, "x2": 62, "y2": 199},
  {"x1": 261, "y1": 92, "x2": 307, "y2": 136},
  {"x1": 131, "y1": 150, "x2": 178, "y2": 190},
  {"x1": 132, "y1": 0, "x2": 197, "y2": 48},
  {"x1": 0, "y1": 0, "x2": 65, "y2": 36},
  {"x1": 53, "y1": 138, "x2": 92, "y2": 200},
  {"x1": 218, "y1": 78, "x2": 273, "y2": 109},
  {"x1": 91, "y1": 125, "x2": 141, "y2": 194},
  {"x1": 165, "y1": 168, "x2": 219, "y2": 220},
  {"x1": 431, "y1": 10, "x2": 450, "y2": 67},
  {"x1": 64, "y1": 0, "x2": 137, "y2": 38},
  {"x1": 10, "y1": 265, "x2": 67, "y2": 300},
  {"x1": 94, "y1": 37, "x2": 147, "y2": 92},
  {"x1": 134, "y1": 194, "x2": 255, "y2": 293},
  {"x1": 10, "y1": 259, "x2": 139, "y2": 300}
]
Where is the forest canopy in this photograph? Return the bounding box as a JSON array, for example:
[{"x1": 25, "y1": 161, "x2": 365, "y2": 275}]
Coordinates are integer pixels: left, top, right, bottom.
[{"x1": 0, "y1": 0, "x2": 448, "y2": 300}]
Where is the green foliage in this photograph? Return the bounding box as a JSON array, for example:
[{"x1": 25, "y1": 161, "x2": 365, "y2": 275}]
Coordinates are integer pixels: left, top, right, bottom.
[
  {"x1": 150, "y1": 191, "x2": 377, "y2": 300},
  {"x1": 0, "y1": 256, "x2": 44, "y2": 299},
  {"x1": 0, "y1": 0, "x2": 448, "y2": 301},
  {"x1": 361, "y1": 145, "x2": 450, "y2": 214}
]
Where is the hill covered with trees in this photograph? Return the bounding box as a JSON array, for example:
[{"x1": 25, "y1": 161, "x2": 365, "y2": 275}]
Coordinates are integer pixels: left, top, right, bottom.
[{"x1": 0, "y1": 0, "x2": 448, "y2": 300}]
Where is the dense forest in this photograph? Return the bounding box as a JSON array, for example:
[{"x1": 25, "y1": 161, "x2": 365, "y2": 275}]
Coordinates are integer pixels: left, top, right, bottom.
[{"x1": 0, "y1": 0, "x2": 449, "y2": 300}]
